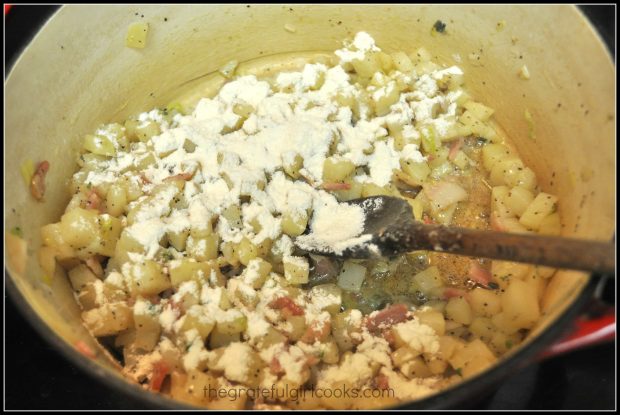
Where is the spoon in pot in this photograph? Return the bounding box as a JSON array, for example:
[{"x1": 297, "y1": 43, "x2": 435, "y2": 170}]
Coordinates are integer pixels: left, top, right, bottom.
[{"x1": 296, "y1": 196, "x2": 615, "y2": 274}]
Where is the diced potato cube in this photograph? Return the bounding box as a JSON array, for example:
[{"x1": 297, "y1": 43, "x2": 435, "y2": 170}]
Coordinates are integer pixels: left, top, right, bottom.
[
  {"x1": 491, "y1": 186, "x2": 513, "y2": 218},
  {"x1": 337, "y1": 261, "x2": 366, "y2": 292},
  {"x1": 323, "y1": 157, "x2": 356, "y2": 182},
  {"x1": 491, "y1": 213, "x2": 531, "y2": 234},
  {"x1": 538, "y1": 212, "x2": 561, "y2": 236},
  {"x1": 469, "y1": 317, "x2": 495, "y2": 342},
  {"x1": 490, "y1": 158, "x2": 525, "y2": 187},
  {"x1": 489, "y1": 331, "x2": 522, "y2": 355},
  {"x1": 331, "y1": 310, "x2": 363, "y2": 352},
  {"x1": 216, "y1": 310, "x2": 247, "y2": 334},
  {"x1": 209, "y1": 326, "x2": 241, "y2": 349},
  {"x1": 126, "y1": 22, "x2": 149, "y2": 49},
  {"x1": 401, "y1": 357, "x2": 433, "y2": 378},
  {"x1": 133, "y1": 299, "x2": 162, "y2": 351},
  {"x1": 187, "y1": 234, "x2": 219, "y2": 261},
  {"x1": 438, "y1": 335, "x2": 465, "y2": 361},
  {"x1": 310, "y1": 283, "x2": 342, "y2": 315},
  {"x1": 68, "y1": 264, "x2": 99, "y2": 291},
  {"x1": 60, "y1": 208, "x2": 99, "y2": 248},
  {"x1": 462, "y1": 355, "x2": 495, "y2": 378},
  {"x1": 374, "y1": 82, "x2": 401, "y2": 116},
  {"x1": 391, "y1": 51, "x2": 414, "y2": 72},
  {"x1": 519, "y1": 192, "x2": 558, "y2": 230},
  {"x1": 501, "y1": 279, "x2": 540, "y2": 332},
  {"x1": 391, "y1": 346, "x2": 421, "y2": 368},
  {"x1": 135, "y1": 121, "x2": 161, "y2": 142},
  {"x1": 427, "y1": 358, "x2": 449, "y2": 375},
  {"x1": 181, "y1": 306, "x2": 216, "y2": 341},
  {"x1": 257, "y1": 326, "x2": 287, "y2": 349},
  {"x1": 464, "y1": 101, "x2": 494, "y2": 121},
  {"x1": 83, "y1": 134, "x2": 116, "y2": 157},
  {"x1": 169, "y1": 260, "x2": 213, "y2": 288},
  {"x1": 241, "y1": 258, "x2": 272, "y2": 289},
  {"x1": 221, "y1": 241, "x2": 240, "y2": 267},
  {"x1": 283, "y1": 256, "x2": 309, "y2": 285},
  {"x1": 415, "y1": 308, "x2": 446, "y2": 336},
  {"x1": 412, "y1": 266, "x2": 444, "y2": 298},
  {"x1": 170, "y1": 370, "x2": 215, "y2": 405},
  {"x1": 407, "y1": 197, "x2": 425, "y2": 221},
  {"x1": 351, "y1": 51, "x2": 382, "y2": 78},
  {"x1": 377, "y1": 52, "x2": 394, "y2": 73},
  {"x1": 523, "y1": 269, "x2": 546, "y2": 303},
  {"x1": 285, "y1": 315, "x2": 307, "y2": 342},
  {"x1": 229, "y1": 279, "x2": 259, "y2": 308},
  {"x1": 106, "y1": 184, "x2": 127, "y2": 217},
  {"x1": 448, "y1": 338, "x2": 496, "y2": 378},
  {"x1": 124, "y1": 260, "x2": 171, "y2": 296},
  {"x1": 95, "y1": 214, "x2": 123, "y2": 257},
  {"x1": 76, "y1": 283, "x2": 100, "y2": 310},
  {"x1": 283, "y1": 153, "x2": 303, "y2": 179},
  {"x1": 361, "y1": 182, "x2": 394, "y2": 197},
  {"x1": 40, "y1": 223, "x2": 73, "y2": 257},
  {"x1": 400, "y1": 160, "x2": 431, "y2": 185},
  {"x1": 238, "y1": 237, "x2": 259, "y2": 266},
  {"x1": 482, "y1": 144, "x2": 512, "y2": 172},
  {"x1": 82, "y1": 302, "x2": 134, "y2": 337},
  {"x1": 467, "y1": 287, "x2": 501, "y2": 317},
  {"x1": 332, "y1": 179, "x2": 363, "y2": 202},
  {"x1": 504, "y1": 186, "x2": 534, "y2": 217},
  {"x1": 491, "y1": 260, "x2": 532, "y2": 290},
  {"x1": 281, "y1": 210, "x2": 308, "y2": 237},
  {"x1": 445, "y1": 297, "x2": 473, "y2": 325},
  {"x1": 512, "y1": 167, "x2": 537, "y2": 190},
  {"x1": 168, "y1": 228, "x2": 190, "y2": 252}
]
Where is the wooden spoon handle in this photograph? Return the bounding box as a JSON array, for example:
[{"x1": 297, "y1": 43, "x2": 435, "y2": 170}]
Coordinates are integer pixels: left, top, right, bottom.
[{"x1": 405, "y1": 222, "x2": 615, "y2": 274}]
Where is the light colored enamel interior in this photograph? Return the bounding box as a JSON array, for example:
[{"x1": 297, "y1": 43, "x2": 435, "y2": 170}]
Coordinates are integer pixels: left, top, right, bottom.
[{"x1": 5, "y1": 4, "x2": 614, "y2": 404}]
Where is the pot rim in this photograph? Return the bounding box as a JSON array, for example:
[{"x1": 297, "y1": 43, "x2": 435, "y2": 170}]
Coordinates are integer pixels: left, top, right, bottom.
[{"x1": 5, "y1": 4, "x2": 614, "y2": 410}]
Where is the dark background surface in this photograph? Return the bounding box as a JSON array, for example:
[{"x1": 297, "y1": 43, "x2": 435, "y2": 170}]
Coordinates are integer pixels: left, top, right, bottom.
[{"x1": 4, "y1": 5, "x2": 616, "y2": 410}]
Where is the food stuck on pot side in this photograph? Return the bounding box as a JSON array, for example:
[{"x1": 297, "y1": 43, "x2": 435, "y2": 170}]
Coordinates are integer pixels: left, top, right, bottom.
[{"x1": 36, "y1": 32, "x2": 561, "y2": 409}]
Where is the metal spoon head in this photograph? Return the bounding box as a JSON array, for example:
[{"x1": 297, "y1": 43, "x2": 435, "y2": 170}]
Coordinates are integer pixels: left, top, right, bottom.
[{"x1": 295, "y1": 196, "x2": 415, "y2": 259}]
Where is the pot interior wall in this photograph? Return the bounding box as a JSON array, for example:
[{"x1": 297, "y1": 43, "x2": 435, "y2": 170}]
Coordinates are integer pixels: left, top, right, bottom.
[{"x1": 5, "y1": 4, "x2": 615, "y2": 406}]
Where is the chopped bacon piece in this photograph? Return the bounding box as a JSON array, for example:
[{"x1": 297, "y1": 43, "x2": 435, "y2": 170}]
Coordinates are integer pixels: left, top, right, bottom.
[
  {"x1": 139, "y1": 172, "x2": 152, "y2": 185},
  {"x1": 75, "y1": 340, "x2": 96, "y2": 359},
  {"x1": 300, "y1": 319, "x2": 331, "y2": 344},
  {"x1": 85, "y1": 257, "x2": 104, "y2": 278},
  {"x1": 164, "y1": 172, "x2": 194, "y2": 182},
  {"x1": 448, "y1": 137, "x2": 464, "y2": 161},
  {"x1": 305, "y1": 354, "x2": 320, "y2": 367},
  {"x1": 490, "y1": 212, "x2": 505, "y2": 231},
  {"x1": 469, "y1": 262, "x2": 493, "y2": 286},
  {"x1": 423, "y1": 214, "x2": 434, "y2": 224},
  {"x1": 169, "y1": 299, "x2": 184, "y2": 314},
  {"x1": 149, "y1": 360, "x2": 170, "y2": 392},
  {"x1": 443, "y1": 287, "x2": 468, "y2": 299},
  {"x1": 30, "y1": 160, "x2": 50, "y2": 201},
  {"x1": 375, "y1": 373, "x2": 390, "y2": 390},
  {"x1": 322, "y1": 182, "x2": 351, "y2": 191},
  {"x1": 365, "y1": 304, "x2": 409, "y2": 334},
  {"x1": 145, "y1": 295, "x2": 162, "y2": 305},
  {"x1": 84, "y1": 189, "x2": 103, "y2": 211},
  {"x1": 269, "y1": 297, "x2": 304, "y2": 316},
  {"x1": 382, "y1": 329, "x2": 396, "y2": 347},
  {"x1": 270, "y1": 357, "x2": 284, "y2": 375}
]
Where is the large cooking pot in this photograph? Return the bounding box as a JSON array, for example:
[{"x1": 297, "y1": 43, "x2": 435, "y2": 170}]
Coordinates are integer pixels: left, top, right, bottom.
[{"x1": 5, "y1": 4, "x2": 615, "y2": 409}]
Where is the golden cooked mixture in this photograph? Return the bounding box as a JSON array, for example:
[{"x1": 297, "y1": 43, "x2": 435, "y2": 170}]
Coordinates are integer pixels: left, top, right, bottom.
[{"x1": 38, "y1": 32, "x2": 561, "y2": 409}]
